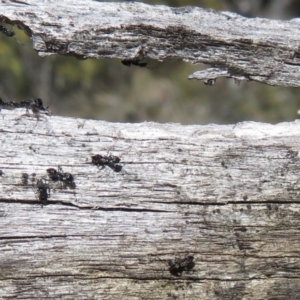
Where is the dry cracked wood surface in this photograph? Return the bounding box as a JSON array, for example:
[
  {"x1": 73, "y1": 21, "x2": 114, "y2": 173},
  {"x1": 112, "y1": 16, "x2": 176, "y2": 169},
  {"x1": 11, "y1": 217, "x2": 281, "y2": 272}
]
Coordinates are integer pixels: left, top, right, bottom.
[
  {"x1": 1, "y1": 109, "x2": 300, "y2": 298},
  {"x1": 1, "y1": 0, "x2": 300, "y2": 87}
]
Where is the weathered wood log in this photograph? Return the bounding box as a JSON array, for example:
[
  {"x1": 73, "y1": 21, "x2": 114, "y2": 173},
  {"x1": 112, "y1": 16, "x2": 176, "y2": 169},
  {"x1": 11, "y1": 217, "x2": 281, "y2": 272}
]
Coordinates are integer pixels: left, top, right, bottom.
[
  {"x1": 1, "y1": 108, "x2": 300, "y2": 299},
  {"x1": 1, "y1": 0, "x2": 300, "y2": 298},
  {"x1": 1, "y1": 0, "x2": 300, "y2": 87}
]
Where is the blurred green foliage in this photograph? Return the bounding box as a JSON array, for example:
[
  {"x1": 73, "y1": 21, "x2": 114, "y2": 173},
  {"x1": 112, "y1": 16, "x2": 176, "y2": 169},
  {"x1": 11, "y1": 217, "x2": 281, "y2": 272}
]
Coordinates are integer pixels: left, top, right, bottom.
[{"x1": 1, "y1": 0, "x2": 300, "y2": 124}]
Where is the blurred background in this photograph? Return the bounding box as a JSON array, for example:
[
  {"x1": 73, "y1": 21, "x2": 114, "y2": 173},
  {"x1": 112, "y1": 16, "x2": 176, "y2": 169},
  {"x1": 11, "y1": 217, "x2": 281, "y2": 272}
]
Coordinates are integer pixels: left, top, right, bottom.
[{"x1": 1, "y1": 0, "x2": 300, "y2": 124}]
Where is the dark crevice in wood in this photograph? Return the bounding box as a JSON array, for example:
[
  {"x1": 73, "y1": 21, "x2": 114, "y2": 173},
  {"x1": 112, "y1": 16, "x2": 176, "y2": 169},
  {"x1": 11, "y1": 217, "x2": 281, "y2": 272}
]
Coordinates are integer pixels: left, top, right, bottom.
[
  {"x1": 0, "y1": 199, "x2": 170, "y2": 213},
  {"x1": 1, "y1": 199, "x2": 300, "y2": 208},
  {"x1": 151, "y1": 200, "x2": 300, "y2": 206},
  {"x1": 0, "y1": 235, "x2": 68, "y2": 240}
]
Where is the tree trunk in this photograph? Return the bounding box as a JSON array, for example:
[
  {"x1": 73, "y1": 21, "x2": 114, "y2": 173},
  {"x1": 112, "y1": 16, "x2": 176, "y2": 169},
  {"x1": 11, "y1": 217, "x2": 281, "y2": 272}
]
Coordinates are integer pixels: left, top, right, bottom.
[
  {"x1": 1, "y1": 0, "x2": 300, "y2": 87},
  {"x1": 1, "y1": 109, "x2": 300, "y2": 299}
]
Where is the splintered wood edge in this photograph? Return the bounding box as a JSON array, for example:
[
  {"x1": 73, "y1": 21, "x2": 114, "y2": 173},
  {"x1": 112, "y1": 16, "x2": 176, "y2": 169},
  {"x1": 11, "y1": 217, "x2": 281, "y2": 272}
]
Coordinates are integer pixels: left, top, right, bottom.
[
  {"x1": 1, "y1": 0, "x2": 300, "y2": 87},
  {"x1": 1, "y1": 110, "x2": 300, "y2": 298}
]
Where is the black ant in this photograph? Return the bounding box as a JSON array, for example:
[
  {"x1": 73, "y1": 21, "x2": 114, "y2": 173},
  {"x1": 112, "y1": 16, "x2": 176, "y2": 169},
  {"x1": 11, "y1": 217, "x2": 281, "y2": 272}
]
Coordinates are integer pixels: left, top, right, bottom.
[
  {"x1": 21, "y1": 173, "x2": 29, "y2": 185},
  {"x1": 0, "y1": 24, "x2": 15, "y2": 37},
  {"x1": 204, "y1": 79, "x2": 216, "y2": 86},
  {"x1": 121, "y1": 59, "x2": 148, "y2": 68},
  {"x1": 0, "y1": 97, "x2": 9, "y2": 107},
  {"x1": 19, "y1": 98, "x2": 51, "y2": 115},
  {"x1": 0, "y1": 97, "x2": 51, "y2": 118},
  {"x1": 47, "y1": 167, "x2": 75, "y2": 187},
  {"x1": 46, "y1": 168, "x2": 61, "y2": 181},
  {"x1": 0, "y1": 23, "x2": 23, "y2": 45},
  {"x1": 0, "y1": 98, "x2": 19, "y2": 117},
  {"x1": 36, "y1": 179, "x2": 50, "y2": 205},
  {"x1": 0, "y1": 98, "x2": 7, "y2": 112},
  {"x1": 167, "y1": 255, "x2": 195, "y2": 277},
  {"x1": 91, "y1": 154, "x2": 122, "y2": 172},
  {"x1": 9, "y1": 101, "x2": 20, "y2": 108},
  {"x1": 0, "y1": 97, "x2": 17, "y2": 110}
]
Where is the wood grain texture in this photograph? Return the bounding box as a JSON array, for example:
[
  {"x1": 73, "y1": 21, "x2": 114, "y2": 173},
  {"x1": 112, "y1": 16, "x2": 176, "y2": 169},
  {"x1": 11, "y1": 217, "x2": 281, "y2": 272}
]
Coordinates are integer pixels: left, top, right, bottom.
[
  {"x1": 0, "y1": 109, "x2": 300, "y2": 298},
  {"x1": 1, "y1": 0, "x2": 300, "y2": 87}
]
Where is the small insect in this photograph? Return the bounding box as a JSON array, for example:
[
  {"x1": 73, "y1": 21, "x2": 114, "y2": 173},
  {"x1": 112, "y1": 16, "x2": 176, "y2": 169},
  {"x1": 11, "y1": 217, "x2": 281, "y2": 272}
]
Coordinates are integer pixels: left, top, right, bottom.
[
  {"x1": 0, "y1": 97, "x2": 51, "y2": 118},
  {"x1": 8, "y1": 101, "x2": 20, "y2": 108},
  {"x1": 19, "y1": 98, "x2": 51, "y2": 115},
  {"x1": 0, "y1": 25, "x2": 15, "y2": 37},
  {"x1": 21, "y1": 173, "x2": 29, "y2": 185},
  {"x1": 0, "y1": 21, "x2": 24, "y2": 45},
  {"x1": 167, "y1": 255, "x2": 195, "y2": 277},
  {"x1": 0, "y1": 97, "x2": 9, "y2": 107},
  {"x1": 121, "y1": 59, "x2": 148, "y2": 68},
  {"x1": 91, "y1": 154, "x2": 122, "y2": 172},
  {"x1": 46, "y1": 168, "x2": 60, "y2": 181},
  {"x1": 36, "y1": 179, "x2": 50, "y2": 205},
  {"x1": 61, "y1": 172, "x2": 74, "y2": 184},
  {"x1": 46, "y1": 167, "x2": 75, "y2": 187},
  {"x1": 204, "y1": 79, "x2": 216, "y2": 86},
  {"x1": 0, "y1": 98, "x2": 19, "y2": 109}
]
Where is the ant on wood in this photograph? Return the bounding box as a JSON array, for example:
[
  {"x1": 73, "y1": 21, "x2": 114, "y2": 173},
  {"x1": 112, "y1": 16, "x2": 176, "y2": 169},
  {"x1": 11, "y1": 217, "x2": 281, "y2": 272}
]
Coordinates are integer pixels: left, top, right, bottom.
[
  {"x1": 35, "y1": 179, "x2": 50, "y2": 205},
  {"x1": 0, "y1": 98, "x2": 9, "y2": 111},
  {"x1": 164, "y1": 255, "x2": 195, "y2": 277},
  {"x1": 0, "y1": 97, "x2": 51, "y2": 117},
  {"x1": 47, "y1": 167, "x2": 75, "y2": 188},
  {"x1": 21, "y1": 173, "x2": 29, "y2": 185},
  {"x1": 91, "y1": 154, "x2": 122, "y2": 172},
  {"x1": 20, "y1": 98, "x2": 51, "y2": 115},
  {"x1": 121, "y1": 59, "x2": 148, "y2": 68},
  {"x1": 23, "y1": 167, "x2": 76, "y2": 206},
  {"x1": 121, "y1": 51, "x2": 150, "y2": 68},
  {"x1": 0, "y1": 98, "x2": 20, "y2": 109}
]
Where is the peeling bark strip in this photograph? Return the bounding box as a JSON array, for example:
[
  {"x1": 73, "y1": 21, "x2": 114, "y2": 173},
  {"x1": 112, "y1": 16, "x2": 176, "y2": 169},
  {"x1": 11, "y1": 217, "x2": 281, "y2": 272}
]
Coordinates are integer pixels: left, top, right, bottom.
[
  {"x1": 1, "y1": 0, "x2": 300, "y2": 87},
  {"x1": 1, "y1": 110, "x2": 300, "y2": 298}
]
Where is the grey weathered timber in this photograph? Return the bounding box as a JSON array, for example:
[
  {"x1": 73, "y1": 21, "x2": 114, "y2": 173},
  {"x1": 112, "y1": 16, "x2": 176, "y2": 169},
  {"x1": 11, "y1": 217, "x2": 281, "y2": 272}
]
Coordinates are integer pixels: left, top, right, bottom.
[
  {"x1": 1, "y1": 109, "x2": 300, "y2": 299},
  {"x1": 1, "y1": 0, "x2": 300, "y2": 87}
]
